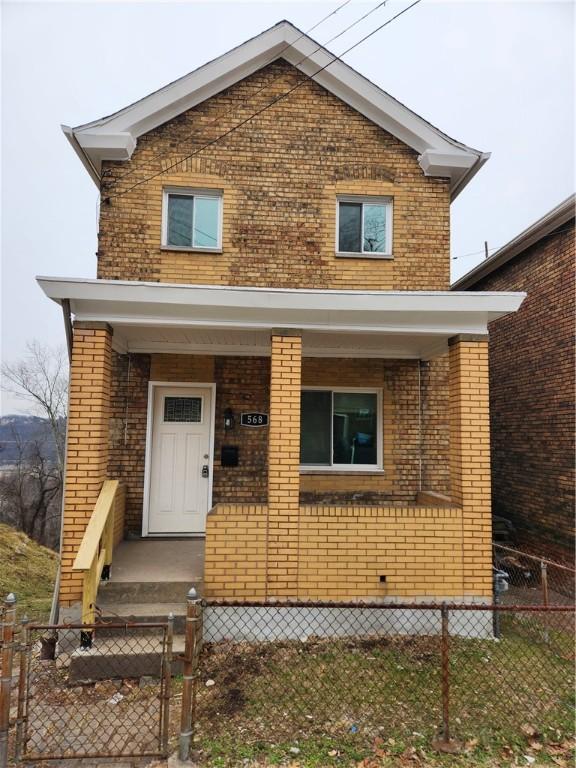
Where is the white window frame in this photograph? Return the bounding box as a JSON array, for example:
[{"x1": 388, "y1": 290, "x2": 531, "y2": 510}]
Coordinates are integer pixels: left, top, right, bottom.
[
  {"x1": 161, "y1": 187, "x2": 223, "y2": 252},
  {"x1": 299, "y1": 386, "x2": 383, "y2": 472},
  {"x1": 335, "y1": 195, "x2": 393, "y2": 259}
]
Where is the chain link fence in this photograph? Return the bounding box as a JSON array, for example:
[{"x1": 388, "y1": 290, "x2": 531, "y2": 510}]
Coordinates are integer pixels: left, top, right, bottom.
[
  {"x1": 494, "y1": 542, "x2": 575, "y2": 606},
  {"x1": 1, "y1": 556, "x2": 575, "y2": 767},
  {"x1": 1, "y1": 607, "x2": 174, "y2": 765},
  {"x1": 190, "y1": 601, "x2": 574, "y2": 764}
]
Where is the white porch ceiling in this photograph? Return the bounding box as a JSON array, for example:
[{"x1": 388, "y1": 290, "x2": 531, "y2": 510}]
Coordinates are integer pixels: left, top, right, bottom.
[
  {"x1": 37, "y1": 277, "x2": 526, "y2": 361},
  {"x1": 112, "y1": 325, "x2": 449, "y2": 360}
]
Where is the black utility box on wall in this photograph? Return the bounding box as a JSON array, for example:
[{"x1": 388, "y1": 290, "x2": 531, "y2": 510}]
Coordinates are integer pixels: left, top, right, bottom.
[{"x1": 221, "y1": 445, "x2": 239, "y2": 467}]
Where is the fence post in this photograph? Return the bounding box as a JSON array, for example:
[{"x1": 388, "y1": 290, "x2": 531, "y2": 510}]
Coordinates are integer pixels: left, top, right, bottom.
[
  {"x1": 14, "y1": 615, "x2": 28, "y2": 762},
  {"x1": 0, "y1": 593, "x2": 17, "y2": 768},
  {"x1": 179, "y1": 588, "x2": 203, "y2": 762},
  {"x1": 541, "y1": 561, "x2": 550, "y2": 643},
  {"x1": 440, "y1": 603, "x2": 451, "y2": 744},
  {"x1": 161, "y1": 612, "x2": 174, "y2": 757},
  {"x1": 541, "y1": 561, "x2": 549, "y2": 606}
]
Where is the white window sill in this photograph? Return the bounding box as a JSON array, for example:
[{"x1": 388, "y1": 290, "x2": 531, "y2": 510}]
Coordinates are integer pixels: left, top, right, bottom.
[
  {"x1": 161, "y1": 245, "x2": 223, "y2": 254},
  {"x1": 300, "y1": 468, "x2": 385, "y2": 475},
  {"x1": 335, "y1": 252, "x2": 393, "y2": 260}
]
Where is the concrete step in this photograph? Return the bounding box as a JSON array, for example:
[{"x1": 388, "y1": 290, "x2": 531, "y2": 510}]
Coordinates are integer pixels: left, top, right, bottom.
[
  {"x1": 96, "y1": 602, "x2": 188, "y2": 635},
  {"x1": 96, "y1": 579, "x2": 202, "y2": 604},
  {"x1": 67, "y1": 635, "x2": 186, "y2": 681}
]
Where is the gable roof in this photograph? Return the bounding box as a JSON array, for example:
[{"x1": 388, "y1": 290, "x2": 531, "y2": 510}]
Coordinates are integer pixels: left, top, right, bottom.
[
  {"x1": 63, "y1": 20, "x2": 488, "y2": 198},
  {"x1": 452, "y1": 194, "x2": 576, "y2": 290}
]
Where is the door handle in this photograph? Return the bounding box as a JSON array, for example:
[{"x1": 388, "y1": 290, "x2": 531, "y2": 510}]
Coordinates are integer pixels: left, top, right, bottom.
[{"x1": 201, "y1": 465, "x2": 209, "y2": 478}]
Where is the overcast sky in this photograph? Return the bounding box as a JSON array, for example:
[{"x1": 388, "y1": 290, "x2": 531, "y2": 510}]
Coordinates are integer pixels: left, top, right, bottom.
[{"x1": 1, "y1": 0, "x2": 574, "y2": 414}]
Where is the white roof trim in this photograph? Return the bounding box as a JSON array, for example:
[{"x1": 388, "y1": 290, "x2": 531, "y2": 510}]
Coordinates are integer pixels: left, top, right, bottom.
[
  {"x1": 64, "y1": 20, "x2": 487, "y2": 199},
  {"x1": 37, "y1": 276, "x2": 524, "y2": 340},
  {"x1": 453, "y1": 194, "x2": 575, "y2": 290}
]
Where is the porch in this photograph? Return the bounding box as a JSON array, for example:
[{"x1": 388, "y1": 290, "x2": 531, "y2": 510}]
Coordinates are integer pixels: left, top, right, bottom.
[{"x1": 37, "y1": 277, "x2": 524, "y2": 611}]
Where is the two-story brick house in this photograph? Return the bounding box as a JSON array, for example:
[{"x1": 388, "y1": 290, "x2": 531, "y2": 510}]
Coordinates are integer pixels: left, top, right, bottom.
[{"x1": 39, "y1": 22, "x2": 524, "y2": 621}]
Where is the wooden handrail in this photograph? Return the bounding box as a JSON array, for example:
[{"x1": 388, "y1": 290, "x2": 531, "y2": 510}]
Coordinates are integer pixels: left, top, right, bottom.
[
  {"x1": 72, "y1": 479, "x2": 125, "y2": 623},
  {"x1": 74, "y1": 480, "x2": 119, "y2": 571}
]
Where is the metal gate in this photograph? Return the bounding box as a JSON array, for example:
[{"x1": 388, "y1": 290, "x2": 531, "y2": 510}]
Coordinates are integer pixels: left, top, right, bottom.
[{"x1": 14, "y1": 620, "x2": 173, "y2": 762}]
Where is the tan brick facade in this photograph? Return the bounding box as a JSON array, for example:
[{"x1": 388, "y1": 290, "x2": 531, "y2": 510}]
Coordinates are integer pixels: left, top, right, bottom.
[
  {"x1": 59, "y1": 56, "x2": 497, "y2": 606},
  {"x1": 104, "y1": 351, "x2": 454, "y2": 535},
  {"x1": 266, "y1": 334, "x2": 302, "y2": 598},
  {"x1": 205, "y1": 504, "x2": 470, "y2": 601},
  {"x1": 60, "y1": 324, "x2": 112, "y2": 605},
  {"x1": 204, "y1": 336, "x2": 493, "y2": 602},
  {"x1": 98, "y1": 60, "x2": 450, "y2": 292},
  {"x1": 449, "y1": 336, "x2": 492, "y2": 597}
]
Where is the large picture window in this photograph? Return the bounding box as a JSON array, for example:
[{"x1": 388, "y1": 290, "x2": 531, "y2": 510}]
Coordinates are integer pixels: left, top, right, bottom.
[
  {"x1": 336, "y1": 196, "x2": 392, "y2": 256},
  {"x1": 300, "y1": 388, "x2": 381, "y2": 469},
  {"x1": 162, "y1": 188, "x2": 222, "y2": 250}
]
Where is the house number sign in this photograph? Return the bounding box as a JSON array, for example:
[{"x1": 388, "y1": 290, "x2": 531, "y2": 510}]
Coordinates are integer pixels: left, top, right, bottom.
[{"x1": 241, "y1": 412, "x2": 269, "y2": 427}]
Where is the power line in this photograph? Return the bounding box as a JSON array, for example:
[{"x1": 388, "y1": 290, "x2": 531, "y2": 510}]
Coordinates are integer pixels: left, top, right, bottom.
[
  {"x1": 451, "y1": 225, "x2": 574, "y2": 261},
  {"x1": 104, "y1": 0, "x2": 422, "y2": 203},
  {"x1": 107, "y1": 0, "x2": 356, "y2": 187}
]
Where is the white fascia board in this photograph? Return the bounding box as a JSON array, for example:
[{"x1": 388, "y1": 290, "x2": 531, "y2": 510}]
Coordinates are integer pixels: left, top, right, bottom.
[
  {"x1": 73, "y1": 26, "x2": 288, "y2": 137},
  {"x1": 64, "y1": 21, "x2": 485, "y2": 195},
  {"x1": 37, "y1": 276, "x2": 525, "y2": 337},
  {"x1": 76, "y1": 132, "x2": 136, "y2": 160}
]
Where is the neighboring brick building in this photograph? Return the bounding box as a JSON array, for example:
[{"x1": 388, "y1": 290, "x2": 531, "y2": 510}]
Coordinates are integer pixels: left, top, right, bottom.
[
  {"x1": 453, "y1": 196, "x2": 575, "y2": 564},
  {"x1": 39, "y1": 21, "x2": 524, "y2": 614}
]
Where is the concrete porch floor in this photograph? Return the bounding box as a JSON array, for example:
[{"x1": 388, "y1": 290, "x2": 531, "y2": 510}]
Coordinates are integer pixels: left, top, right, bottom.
[{"x1": 110, "y1": 538, "x2": 205, "y2": 583}]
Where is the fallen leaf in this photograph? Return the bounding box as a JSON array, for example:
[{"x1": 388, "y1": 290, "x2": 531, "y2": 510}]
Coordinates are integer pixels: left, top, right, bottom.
[
  {"x1": 521, "y1": 724, "x2": 538, "y2": 738},
  {"x1": 551, "y1": 758, "x2": 567, "y2": 767},
  {"x1": 528, "y1": 739, "x2": 543, "y2": 751},
  {"x1": 464, "y1": 738, "x2": 479, "y2": 752}
]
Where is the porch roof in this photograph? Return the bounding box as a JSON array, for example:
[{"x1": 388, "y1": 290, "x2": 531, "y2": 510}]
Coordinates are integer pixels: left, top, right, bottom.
[{"x1": 37, "y1": 276, "x2": 525, "y2": 360}]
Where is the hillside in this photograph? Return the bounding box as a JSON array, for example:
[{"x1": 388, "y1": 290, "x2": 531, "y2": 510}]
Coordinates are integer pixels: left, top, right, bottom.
[
  {"x1": 0, "y1": 414, "x2": 60, "y2": 465},
  {"x1": 0, "y1": 523, "x2": 58, "y2": 618}
]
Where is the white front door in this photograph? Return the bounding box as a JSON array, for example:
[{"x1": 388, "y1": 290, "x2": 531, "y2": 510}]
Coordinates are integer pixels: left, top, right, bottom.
[{"x1": 148, "y1": 386, "x2": 212, "y2": 534}]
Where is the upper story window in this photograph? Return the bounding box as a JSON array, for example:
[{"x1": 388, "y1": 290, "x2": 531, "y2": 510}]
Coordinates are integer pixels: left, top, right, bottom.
[
  {"x1": 162, "y1": 188, "x2": 223, "y2": 251},
  {"x1": 336, "y1": 196, "x2": 392, "y2": 257}
]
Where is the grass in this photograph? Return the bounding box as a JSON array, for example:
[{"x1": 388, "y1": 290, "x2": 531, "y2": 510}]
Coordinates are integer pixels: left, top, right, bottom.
[
  {"x1": 0, "y1": 522, "x2": 58, "y2": 618},
  {"x1": 186, "y1": 618, "x2": 575, "y2": 767}
]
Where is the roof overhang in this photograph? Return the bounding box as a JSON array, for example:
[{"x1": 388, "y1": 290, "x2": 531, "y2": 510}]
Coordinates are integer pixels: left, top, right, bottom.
[
  {"x1": 64, "y1": 21, "x2": 488, "y2": 199},
  {"x1": 453, "y1": 193, "x2": 575, "y2": 290},
  {"x1": 37, "y1": 277, "x2": 525, "y2": 360}
]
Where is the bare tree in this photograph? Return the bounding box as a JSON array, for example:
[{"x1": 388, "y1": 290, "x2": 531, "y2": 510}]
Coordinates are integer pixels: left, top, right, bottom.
[
  {"x1": 1, "y1": 342, "x2": 68, "y2": 548},
  {"x1": 2, "y1": 341, "x2": 68, "y2": 476},
  {"x1": 0, "y1": 429, "x2": 61, "y2": 548}
]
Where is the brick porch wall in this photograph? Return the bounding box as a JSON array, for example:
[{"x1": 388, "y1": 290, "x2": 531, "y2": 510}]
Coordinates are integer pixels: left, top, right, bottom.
[
  {"x1": 204, "y1": 334, "x2": 493, "y2": 601},
  {"x1": 204, "y1": 503, "x2": 467, "y2": 600}
]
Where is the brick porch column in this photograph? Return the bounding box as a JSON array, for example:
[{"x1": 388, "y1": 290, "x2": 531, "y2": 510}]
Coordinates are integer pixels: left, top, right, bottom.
[
  {"x1": 448, "y1": 334, "x2": 492, "y2": 598},
  {"x1": 59, "y1": 322, "x2": 113, "y2": 606},
  {"x1": 266, "y1": 331, "x2": 302, "y2": 599}
]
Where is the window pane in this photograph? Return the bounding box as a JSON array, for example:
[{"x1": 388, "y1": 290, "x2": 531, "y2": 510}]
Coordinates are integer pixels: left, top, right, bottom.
[
  {"x1": 164, "y1": 397, "x2": 202, "y2": 423},
  {"x1": 300, "y1": 391, "x2": 331, "y2": 465},
  {"x1": 167, "y1": 195, "x2": 193, "y2": 247},
  {"x1": 338, "y1": 202, "x2": 362, "y2": 252},
  {"x1": 193, "y1": 197, "x2": 220, "y2": 248},
  {"x1": 333, "y1": 392, "x2": 378, "y2": 465},
  {"x1": 363, "y1": 204, "x2": 387, "y2": 253}
]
